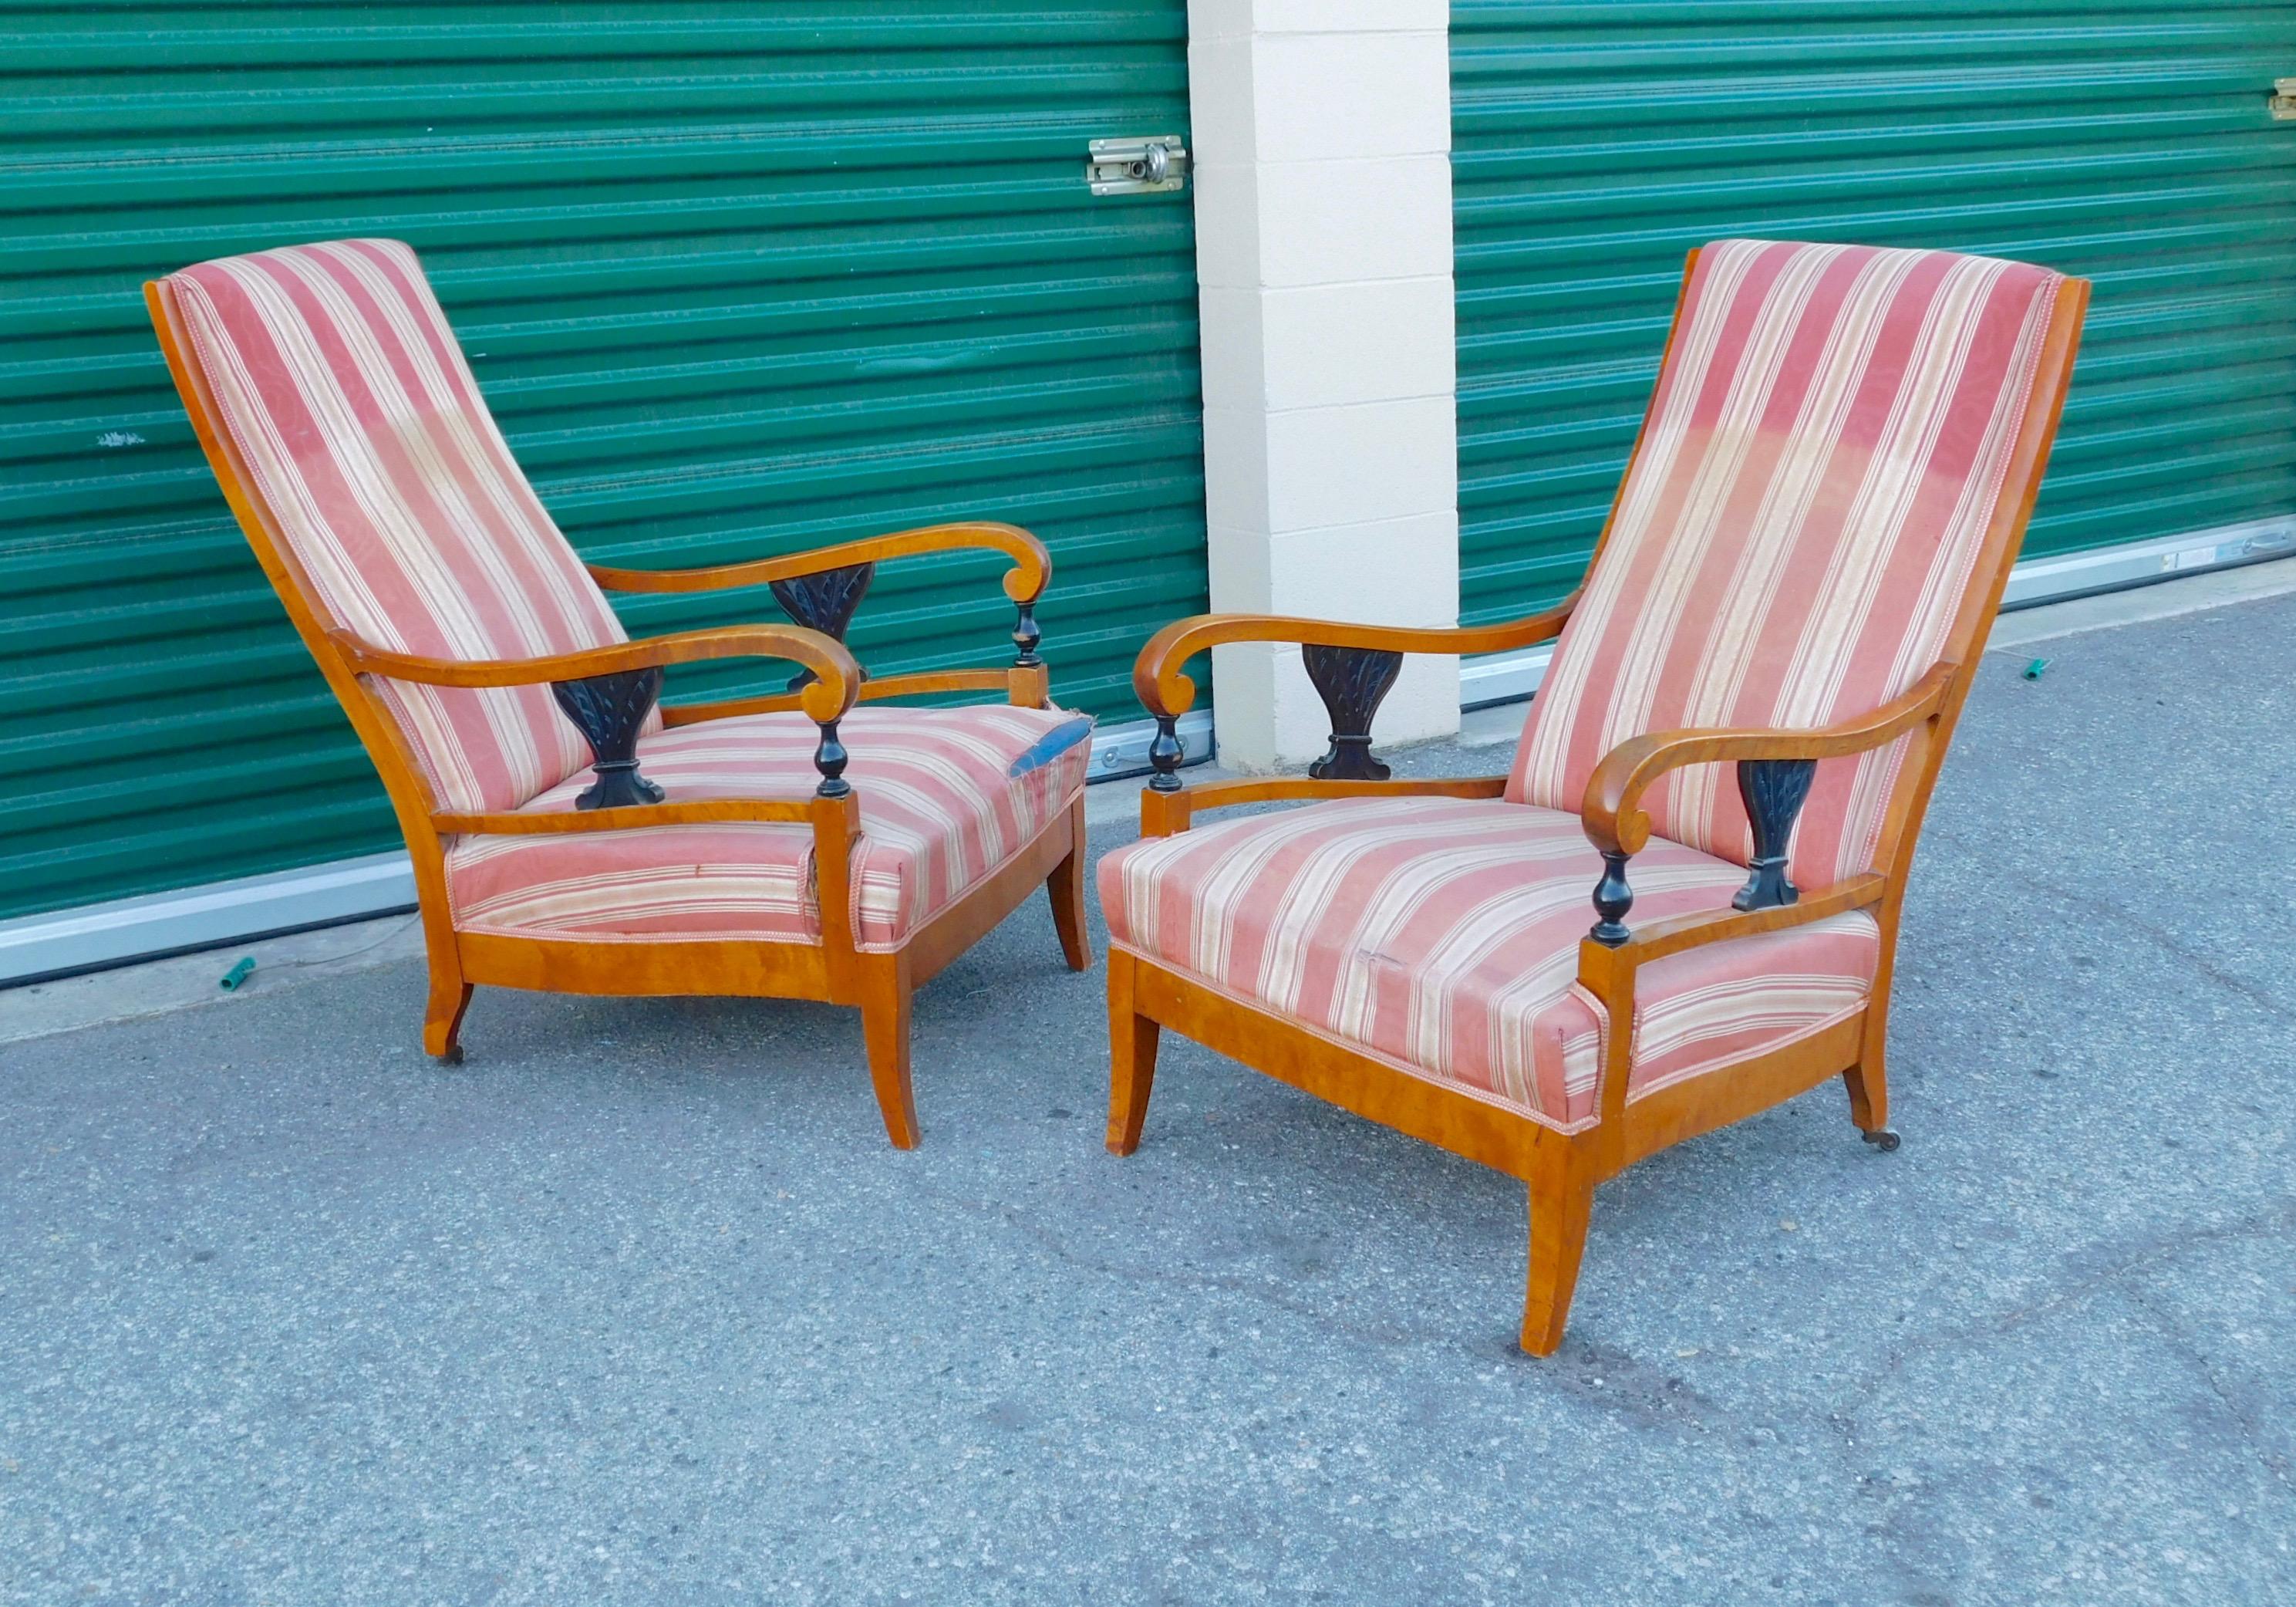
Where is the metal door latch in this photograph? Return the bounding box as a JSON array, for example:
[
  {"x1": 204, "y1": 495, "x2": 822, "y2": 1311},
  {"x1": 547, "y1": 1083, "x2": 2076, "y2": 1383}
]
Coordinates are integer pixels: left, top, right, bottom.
[
  {"x1": 2274, "y1": 79, "x2": 2296, "y2": 120},
  {"x1": 1087, "y1": 137, "x2": 1190, "y2": 195}
]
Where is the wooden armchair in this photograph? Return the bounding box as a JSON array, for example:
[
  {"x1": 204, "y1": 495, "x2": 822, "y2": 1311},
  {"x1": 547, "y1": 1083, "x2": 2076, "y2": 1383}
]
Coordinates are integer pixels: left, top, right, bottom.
[
  {"x1": 147, "y1": 238, "x2": 1092, "y2": 1148},
  {"x1": 1100, "y1": 241, "x2": 2089, "y2": 1352}
]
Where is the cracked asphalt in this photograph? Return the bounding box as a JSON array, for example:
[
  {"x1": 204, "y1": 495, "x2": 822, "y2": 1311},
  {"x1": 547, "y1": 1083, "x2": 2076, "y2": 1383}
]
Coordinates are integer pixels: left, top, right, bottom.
[{"x1": 2, "y1": 592, "x2": 2291, "y2": 1605}]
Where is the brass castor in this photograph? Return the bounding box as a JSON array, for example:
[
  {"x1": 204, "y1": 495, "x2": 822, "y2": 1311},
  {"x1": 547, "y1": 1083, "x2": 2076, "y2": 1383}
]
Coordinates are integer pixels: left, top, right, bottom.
[
  {"x1": 1861, "y1": 1128, "x2": 1900, "y2": 1152},
  {"x1": 433, "y1": 1045, "x2": 465, "y2": 1067}
]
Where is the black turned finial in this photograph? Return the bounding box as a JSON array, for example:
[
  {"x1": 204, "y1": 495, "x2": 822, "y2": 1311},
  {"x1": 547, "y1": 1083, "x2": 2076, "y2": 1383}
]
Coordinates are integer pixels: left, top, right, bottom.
[
  {"x1": 1731, "y1": 758, "x2": 1818, "y2": 912},
  {"x1": 771, "y1": 562, "x2": 875, "y2": 690},
  {"x1": 1012, "y1": 601, "x2": 1043, "y2": 668},
  {"x1": 1301, "y1": 643, "x2": 1404, "y2": 782},
  {"x1": 551, "y1": 667, "x2": 666, "y2": 811},
  {"x1": 1590, "y1": 850, "x2": 1634, "y2": 947},
  {"x1": 813, "y1": 718, "x2": 851, "y2": 799},
  {"x1": 1146, "y1": 714, "x2": 1185, "y2": 792}
]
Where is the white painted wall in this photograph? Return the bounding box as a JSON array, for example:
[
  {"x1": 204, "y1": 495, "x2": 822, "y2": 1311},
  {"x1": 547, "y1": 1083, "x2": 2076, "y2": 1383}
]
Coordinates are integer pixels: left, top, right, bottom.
[{"x1": 1187, "y1": 0, "x2": 1460, "y2": 770}]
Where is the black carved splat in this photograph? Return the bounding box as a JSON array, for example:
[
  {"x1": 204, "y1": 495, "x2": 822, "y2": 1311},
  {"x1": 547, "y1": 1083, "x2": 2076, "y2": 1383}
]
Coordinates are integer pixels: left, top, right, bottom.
[
  {"x1": 1012, "y1": 601, "x2": 1043, "y2": 668},
  {"x1": 1146, "y1": 714, "x2": 1186, "y2": 793},
  {"x1": 771, "y1": 562, "x2": 874, "y2": 690},
  {"x1": 1301, "y1": 644, "x2": 1404, "y2": 782},
  {"x1": 1589, "y1": 849, "x2": 1634, "y2": 947},
  {"x1": 1731, "y1": 758, "x2": 1817, "y2": 912},
  {"x1": 552, "y1": 667, "x2": 666, "y2": 810}
]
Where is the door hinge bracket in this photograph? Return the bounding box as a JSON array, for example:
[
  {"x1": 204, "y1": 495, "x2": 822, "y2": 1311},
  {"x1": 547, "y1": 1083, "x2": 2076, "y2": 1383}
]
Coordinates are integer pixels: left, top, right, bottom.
[
  {"x1": 1087, "y1": 137, "x2": 1190, "y2": 196},
  {"x1": 2273, "y1": 79, "x2": 2296, "y2": 120}
]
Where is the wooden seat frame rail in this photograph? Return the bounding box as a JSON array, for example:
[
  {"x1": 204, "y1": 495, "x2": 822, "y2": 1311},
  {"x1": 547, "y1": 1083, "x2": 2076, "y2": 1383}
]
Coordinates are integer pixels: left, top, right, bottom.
[
  {"x1": 147, "y1": 279, "x2": 1090, "y2": 1150},
  {"x1": 1104, "y1": 256, "x2": 2089, "y2": 1353}
]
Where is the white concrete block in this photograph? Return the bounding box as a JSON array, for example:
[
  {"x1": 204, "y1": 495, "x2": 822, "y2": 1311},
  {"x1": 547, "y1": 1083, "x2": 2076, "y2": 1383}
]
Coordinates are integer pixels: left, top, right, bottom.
[
  {"x1": 1189, "y1": 0, "x2": 1460, "y2": 766},
  {"x1": 1185, "y1": 35, "x2": 1257, "y2": 168},
  {"x1": 1195, "y1": 285, "x2": 1269, "y2": 414},
  {"x1": 1252, "y1": 155, "x2": 1455, "y2": 285},
  {"x1": 1200, "y1": 403, "x2": 1273, "y2": 538},
  {"x1": 1250, "y1": 32, "x2": 1451, "y2": 164},
  {"x1": 1263, "y1": 395, "x2": 1457, "y2": 532},
  {"x1": 1266, "y1": 511, "x2": 1459, "y2": 623},
  {"x1": 1192, "y1": 0, "x2": 1450, "y2": 40},
  {"x1": 1188, "y1": 163, "x2": 1263, "y2": 292},
  {"x1": 1206, "y1": 518, "x2": 1276, "y2": 613},
  {"x1": 1259, "y1": 277, "x2": 1455, "y2": 410}
]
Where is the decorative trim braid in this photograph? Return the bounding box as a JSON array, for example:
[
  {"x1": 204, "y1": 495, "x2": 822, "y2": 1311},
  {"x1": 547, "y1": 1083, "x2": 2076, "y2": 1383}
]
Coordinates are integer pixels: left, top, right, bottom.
[
  {"x1": 1301, "y1": 643, "x2": 1404, "y2": 782},
  {"x1": 1732, "y1": 758, "x2": 1817, "y2": 912},
  {"x1": 551, "y1": 667, "x2": 667, "y2": 810}
]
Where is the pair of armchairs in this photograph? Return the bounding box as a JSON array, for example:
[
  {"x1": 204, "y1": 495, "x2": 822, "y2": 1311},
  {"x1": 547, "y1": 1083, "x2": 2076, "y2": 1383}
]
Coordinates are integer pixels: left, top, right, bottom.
[{"x1": 151, "y1": 238, "x2": 2085, "y2": 1355}]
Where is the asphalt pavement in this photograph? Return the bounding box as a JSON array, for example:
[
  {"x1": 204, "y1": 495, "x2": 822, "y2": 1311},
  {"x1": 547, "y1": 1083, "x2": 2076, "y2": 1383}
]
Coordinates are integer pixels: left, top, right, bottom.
[{"x1": 2, "y1": 589, "x2": 2290, "y2": 1605}]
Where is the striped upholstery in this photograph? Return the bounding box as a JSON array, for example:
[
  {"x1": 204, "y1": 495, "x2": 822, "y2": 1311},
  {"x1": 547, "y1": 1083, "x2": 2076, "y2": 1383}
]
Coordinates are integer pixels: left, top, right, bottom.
[
  {"x1": 166, "y1": 239, "x2": 627, "y2": 815},
  {"x1": 448, "y1": 705, "x2": 1092, "y2": 951},
  {"x1": 1512, "y1": 240, "x2": 2063, "y2": 886},
  {"x1": 1101, "y1": 798, "x2": 1877, "y2": 1132}
]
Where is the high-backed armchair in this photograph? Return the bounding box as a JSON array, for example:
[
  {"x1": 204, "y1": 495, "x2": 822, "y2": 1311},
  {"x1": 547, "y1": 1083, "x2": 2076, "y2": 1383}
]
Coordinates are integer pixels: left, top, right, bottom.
[
  {"x1": 148, "y1": 239, "x2": 1093, "y2": 1148},
  {"x1": 1101, "y1": 241, "x2": 2087, "y2": 1351}
]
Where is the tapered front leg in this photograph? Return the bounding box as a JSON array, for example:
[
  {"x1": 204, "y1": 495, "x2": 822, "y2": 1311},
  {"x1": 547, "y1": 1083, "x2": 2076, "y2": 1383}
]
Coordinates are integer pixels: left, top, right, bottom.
[
  {"x1": 1104, "y1": 949, "x2": 1161, "y2": 1155},
  {"x1": 858, "y1": 957, "x2": 919, "y2": 1150},
  {"x1": 1845, "y1": 993, "x2": 1896, "y2": 1148},
  {"x1": 1047, "y1": 796, "x2": 1091, "y2": 973},
  {"x1": 1521, "y1": 1148, "x2": 1595, "y2": 1356},
  {"x1": 424, "y1": 974, "x2": 473, "y2": 1064}
]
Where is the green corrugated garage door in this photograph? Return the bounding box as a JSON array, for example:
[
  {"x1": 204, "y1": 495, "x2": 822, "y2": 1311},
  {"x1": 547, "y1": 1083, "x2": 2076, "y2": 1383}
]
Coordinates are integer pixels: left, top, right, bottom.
[
  {"x1": 1453, "y1": 2, "x2": 2296, "y2": 626},
  {"x1": 0, "y1": 2, "x2": 1204, "y2": 924}
]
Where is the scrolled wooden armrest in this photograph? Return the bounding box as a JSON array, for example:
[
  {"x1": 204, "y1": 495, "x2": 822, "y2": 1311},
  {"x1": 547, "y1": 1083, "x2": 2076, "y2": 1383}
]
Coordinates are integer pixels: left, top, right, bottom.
[
  {"x1": 1576, "y1": 665, "x2": 1955, "y2": 947},
  {"x1": 586, "y1": 521, "x2": 1052, "y2": 606},
  {"x1": 1131, "y1": 596, "x2": 1580, "y2": 720},
  {"x1": 333, "y1": 623, "x2": 865, "y2": 805},
  {"x1": 1581, "y1": 664, "x2": 1956, "y2": 858},
  {"x1": 325, "y1": 623, "x2": 861, "y2": 725},
  {"x1": 1129, "y1": 597, "x2": 1578, "y2": 795}
]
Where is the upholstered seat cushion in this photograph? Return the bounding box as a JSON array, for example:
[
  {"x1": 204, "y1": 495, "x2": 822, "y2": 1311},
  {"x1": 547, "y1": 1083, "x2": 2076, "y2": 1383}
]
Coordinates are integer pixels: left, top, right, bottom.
[
  {"x1": 447, "y1": 705, "x2": 1091, "y2": 951},
  {"x1": 1099, "y1": 796, "x2": 1878, "y2": 1133}
]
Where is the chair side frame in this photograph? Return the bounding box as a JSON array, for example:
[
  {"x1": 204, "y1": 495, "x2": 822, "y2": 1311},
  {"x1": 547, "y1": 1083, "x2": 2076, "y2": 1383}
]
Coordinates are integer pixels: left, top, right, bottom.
[
  {"x1": 146, "y1": 279, "x2": 1090, "y2": 1150},
  {"x1": 1104, "y1": 255, "x2": 2092, "y2": 1352}
]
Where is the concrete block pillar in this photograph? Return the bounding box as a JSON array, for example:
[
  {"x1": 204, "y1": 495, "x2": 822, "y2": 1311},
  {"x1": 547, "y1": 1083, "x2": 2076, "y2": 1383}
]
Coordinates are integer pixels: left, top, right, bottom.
[{"x1": 1188, "y1": 0, "x2": 1459, "y2": 771}]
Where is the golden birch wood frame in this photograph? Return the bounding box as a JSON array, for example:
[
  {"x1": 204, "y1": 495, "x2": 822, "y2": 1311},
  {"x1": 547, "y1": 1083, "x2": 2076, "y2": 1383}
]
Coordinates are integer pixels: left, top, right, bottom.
[
  {"x1": 1106, "y1": 255, "x2": 2090, "y2": 1352},
  {"x1": 147, "y1": 279, "x2": 1089, "y2": 1150}
]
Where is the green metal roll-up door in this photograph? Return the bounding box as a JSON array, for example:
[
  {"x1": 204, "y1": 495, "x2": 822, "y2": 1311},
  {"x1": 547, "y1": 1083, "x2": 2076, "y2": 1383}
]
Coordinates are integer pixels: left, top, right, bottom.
[
  {"x1": 0, "y1": 2, "x2": 1205, "y2": 925},
  {"x1": 1452, "y1": 2, "x2": 2296, "y2": 627}
]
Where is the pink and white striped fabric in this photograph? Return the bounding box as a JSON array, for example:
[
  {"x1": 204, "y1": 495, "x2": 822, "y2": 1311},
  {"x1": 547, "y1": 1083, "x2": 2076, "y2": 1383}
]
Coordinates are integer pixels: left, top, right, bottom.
[
  {"x1": 449, "y1": 705, "x2": 1091, "y2": 951},
  {"x1": 1100, "y1": 798, "x2": 1877, "y2": 1132},
  {"x1": 1512, "y1": 240, "x2": 2063, "y2": 886},
  {"x1": 166, "y1": 239, "x2": 629, "y2": 815}
]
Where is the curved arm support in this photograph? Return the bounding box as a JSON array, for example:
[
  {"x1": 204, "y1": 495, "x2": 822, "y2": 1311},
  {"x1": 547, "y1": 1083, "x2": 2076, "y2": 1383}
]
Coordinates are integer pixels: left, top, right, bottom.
[
  {"x1": 1581, "y1": 664, "x2": 1956, "y2": 859},
  {"x1": 1131, "y1": 598, "x2": 1580, "y2": 721},
  {"x1": 587, "y1": 522, "x2": 1052, "y2": 606},
  {"x1": 1129, "y1": 596, "x2": 1578, "y2": 791},
  {"x1": 328, "y1": 623, "x2": 863, "y2": 800},
  {"x1": 1577, "y1": 663, "x2": 1954, "y2": 947},
  {"x1": 325, "y1": 623, "x2": 861, "y2": 726}
]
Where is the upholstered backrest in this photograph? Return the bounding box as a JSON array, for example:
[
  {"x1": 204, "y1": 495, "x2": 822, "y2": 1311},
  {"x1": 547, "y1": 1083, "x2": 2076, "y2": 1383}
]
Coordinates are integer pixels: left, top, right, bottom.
[
  {"x1": 1511, "y1": 239, "x2": 2064, "y2": 884},
  {"x1": 164, "y1": 238, "x2": 629, "y2": 815}
]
